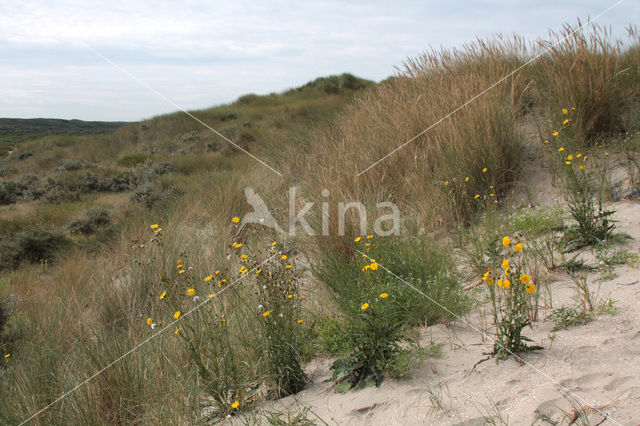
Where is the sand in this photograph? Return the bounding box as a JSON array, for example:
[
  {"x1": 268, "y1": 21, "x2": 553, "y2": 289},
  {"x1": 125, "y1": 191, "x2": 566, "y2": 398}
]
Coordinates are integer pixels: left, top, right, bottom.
[{"x1": 234, "y1": 198, "x2": 640, "y2": 425}]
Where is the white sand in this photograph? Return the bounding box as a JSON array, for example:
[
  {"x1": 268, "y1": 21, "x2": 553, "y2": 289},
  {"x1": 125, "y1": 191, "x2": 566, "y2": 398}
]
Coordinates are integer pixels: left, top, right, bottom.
[{"x1": 241, "y1": 199, "x2": 640, "y2": 425}]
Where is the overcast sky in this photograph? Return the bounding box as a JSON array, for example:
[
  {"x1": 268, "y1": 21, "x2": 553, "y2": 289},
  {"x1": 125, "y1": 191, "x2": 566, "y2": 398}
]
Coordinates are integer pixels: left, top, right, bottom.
[{"x1": 0, "y1": 0, "x2": 637, "y2": 121}]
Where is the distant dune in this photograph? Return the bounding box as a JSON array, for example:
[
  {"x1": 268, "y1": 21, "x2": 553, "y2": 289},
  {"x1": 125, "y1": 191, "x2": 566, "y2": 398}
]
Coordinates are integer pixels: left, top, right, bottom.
[{"x1": 0, "y1": 118, "x2": 130, "y2": 135}]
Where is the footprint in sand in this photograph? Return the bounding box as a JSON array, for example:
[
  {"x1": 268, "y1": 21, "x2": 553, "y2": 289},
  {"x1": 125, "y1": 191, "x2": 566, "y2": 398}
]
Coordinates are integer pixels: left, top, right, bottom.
[{"x1": 603, "y1": 375, "x2": 635, "y2": 391}]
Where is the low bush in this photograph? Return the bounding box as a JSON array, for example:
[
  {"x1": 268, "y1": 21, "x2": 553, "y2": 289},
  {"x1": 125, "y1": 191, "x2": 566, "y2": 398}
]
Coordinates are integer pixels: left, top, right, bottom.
[
  {"x1": 0, "y1": 227, "x2": 70, "y2": 269},
  {"x1": 117, "y1": 153, "x2": 149, "y2": 167},
  {"x1": 68, "y1": 207, "x2": 111, "y2": 235}
]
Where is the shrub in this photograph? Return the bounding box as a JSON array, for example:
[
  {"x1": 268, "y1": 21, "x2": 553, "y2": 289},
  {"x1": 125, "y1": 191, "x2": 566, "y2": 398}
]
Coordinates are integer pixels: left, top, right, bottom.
[
  {"x1": 68, "y1": 207, "x2": 111, "y2": 235},
  {"x1": 0, "y1": 181, "x2": 19, "y2": 205},
  {"x1": 16, "y1": 151, "x2": 33, "y2": 161},
  {"x1": 117, "y1": 153, "x2": 149, "y2": 167},
  {"x1": 13, "y1": 227, "x2": 70, "y2": 265},
  {"x1": 56, "y1": 158, "x2": 95, "y2": 171}
]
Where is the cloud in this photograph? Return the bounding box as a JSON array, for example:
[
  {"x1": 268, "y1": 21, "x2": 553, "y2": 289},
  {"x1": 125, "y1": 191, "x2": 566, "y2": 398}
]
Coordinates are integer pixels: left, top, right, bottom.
[{"x1": 0, "y1": 0, "x2": 636, "y2": 120}]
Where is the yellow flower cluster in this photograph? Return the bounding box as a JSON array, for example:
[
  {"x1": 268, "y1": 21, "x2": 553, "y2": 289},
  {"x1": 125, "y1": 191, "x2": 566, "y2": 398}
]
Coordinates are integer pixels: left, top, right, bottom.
[{"x1": 484, "y1": 236, "x2": 536, "y2": 294}]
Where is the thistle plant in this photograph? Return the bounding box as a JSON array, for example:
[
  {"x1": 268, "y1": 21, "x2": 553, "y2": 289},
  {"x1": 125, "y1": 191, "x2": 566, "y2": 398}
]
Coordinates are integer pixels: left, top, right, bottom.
[{"x1": 482, "y1": 236, "x2": 542, "y2": 360}]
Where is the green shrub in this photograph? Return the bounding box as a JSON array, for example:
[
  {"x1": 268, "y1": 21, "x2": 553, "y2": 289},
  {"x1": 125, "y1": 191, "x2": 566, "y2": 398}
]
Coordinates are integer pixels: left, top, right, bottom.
[
  {"x1": 56, "y1": 158, "x2": 95, "y2": 171},
  {"x1": 0, "y1": 227, "x2": 71, "y2": 269},
  {"x1": 68, "y1": 207, "x2": 111, "y2": 235},
  {"x1": 0, "y1": 181, "x2": 19, "y2": 205},
  {"x1": 117, "y1": 153, "x2": 149, "y2": 167}
]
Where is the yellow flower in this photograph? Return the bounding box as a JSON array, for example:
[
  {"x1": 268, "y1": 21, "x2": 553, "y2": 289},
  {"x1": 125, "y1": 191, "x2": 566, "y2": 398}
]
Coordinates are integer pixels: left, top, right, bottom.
[
  {"x1": 4, "y1": 354, "x2": 9, "y2": 359},
  {"x1": 380, "y1": 292, "x2": 389, "y2": 299},
  {"x1": 519, "y1": 274, "x2": 530, "y2": 284},
  {"x1": 487, "y1": 277, "x2": 494, "y2": 285},
  {"x1": 502, "y1": 259, "x2": 510, "y2": 269},
  {"x1": 444, "y1": 180, "x2": 449, "y2": 186},
  {"x1": 175, "y1": 328, "x2": 181, "y2": 335},
  {"x1": 482, "y1": 271, "x2": 490, "y2": 281},
  {"x1": 297, "y1": 319, "x2": 304, "y2": 324},
  {"x1": 231, "y1": 400, "x2": 240, "y2": 409},
  {"x1": 173, "y1": 311, "x2": 181, "y2": 320},
  {"x1": 562, "y1": 108, "x2": 568, "y2": 114},
  {"x1": 543, "y1": 140, "x2": 549, "y2": 144},
  {"x1": 186, "y1": 288, "x2": 195, "y2": 296},
  {"x1": 204, "y1": 275, "x2": 213, "y2": 282},
  {"x1": 177, "y1": 259, "x2": 183, "y2": 265},
  {"x1": 576, "y1": 153, "x2": 582, "y2": 158},
  {"x1": 579, "y1": 165, "x2": 586, "y2": 170},
  {"x1": 558, "y1": 147, "x2": 565, "y2": 152},
  {"x1": 502, "y1": 236, "x2": 511, "y2": 247},
  {"x1": 497, "y1": 278, "x2": 503, "y2": 288},
  {"x1": 361, "y1": 303, "x2": 369, "y2": 311},
  {"x1": 281, "y1": 254, "x2": 287, "y2": 260},
  {"x1": 354, "y1": 236, "x2": 361, "y2": 242},
  {"x1": 232, "y1": 242, "x2": 243, "y2": 248},
  {"x1": 272, "y1": 241, "x2": 277, "y2": 246},
  {"x1": 287, "y1": 294, "x2": 293, "y2": 299},
  {"x1": 285, "y1": 264, "x2": 292, "y2": 269},
  {"x1": 552, "y1": 131, "x2": 559, "y2": 136},
  {"x1": 503, "y1": 279, "x2": 511, "y2": 288},
  {"x1": 263, "y1": 311, "x2": 270, "y2": 317},
  {"x1": 256, "y1": 269, "x2": 262, "y2": 274},
  {"x1": 474, "y1": 194, "x2": 480, "y2": 199},
  {"x1": 465, "y1": 176, "x2": 469, "y2": 182},
  {"x1": 150, "y1": 224, "x2": 159, "y2": 229},
  {"x1": 367, "y1": 235, "x2": 373, "y2": 239},
  {"x1": 369, "y1": 262, "x2": 378, "y2": 271},
  {"x1": 160, "y1": 291, "x2": 167, "y2": 299},
  {"x1": 239, "y1": 267, "x2": 248, "y2": 274},
  {"x1": 567, "y1": 155, "x2": 573, "y2": 161},
  {"x1": 513, "y1": 243, "x2": 523, "y2": 252},
  {"x1": 565, "y1": 161, "x2": 571, "y2": 165},
  {"x1": 146, "y1": 317, "x2": 153, "y2": 325},
  {"x1": 605, "y1": 152, "x2": 609, "y2": 156},
  {"x1": 232, "y1": 217, "x2": 240, "y2": 224},
  {"x1": 208, "y1": 293, "x2": 214, "y2": 298},
  {"x1": 563, "y1": 119, "x2": 570, "y2": 125},
  {"x1": 525, "y1": 282, "x2": 536, "y2": 294},
  {"x1": 362, "y1": 264, "x2": 371, "y2": 271},
  {"x1": 178, "y1": 269, "x2": 185, "y2": 274},
  {"x1": 482, "y1": 168, "x2": 487, "y2": 173}
]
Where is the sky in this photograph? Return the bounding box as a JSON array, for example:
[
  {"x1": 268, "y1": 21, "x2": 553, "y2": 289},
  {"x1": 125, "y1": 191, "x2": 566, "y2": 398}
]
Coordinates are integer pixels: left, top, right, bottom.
[{"x1": 0, "y1": 0, "x2": 637, "y2": 121}]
